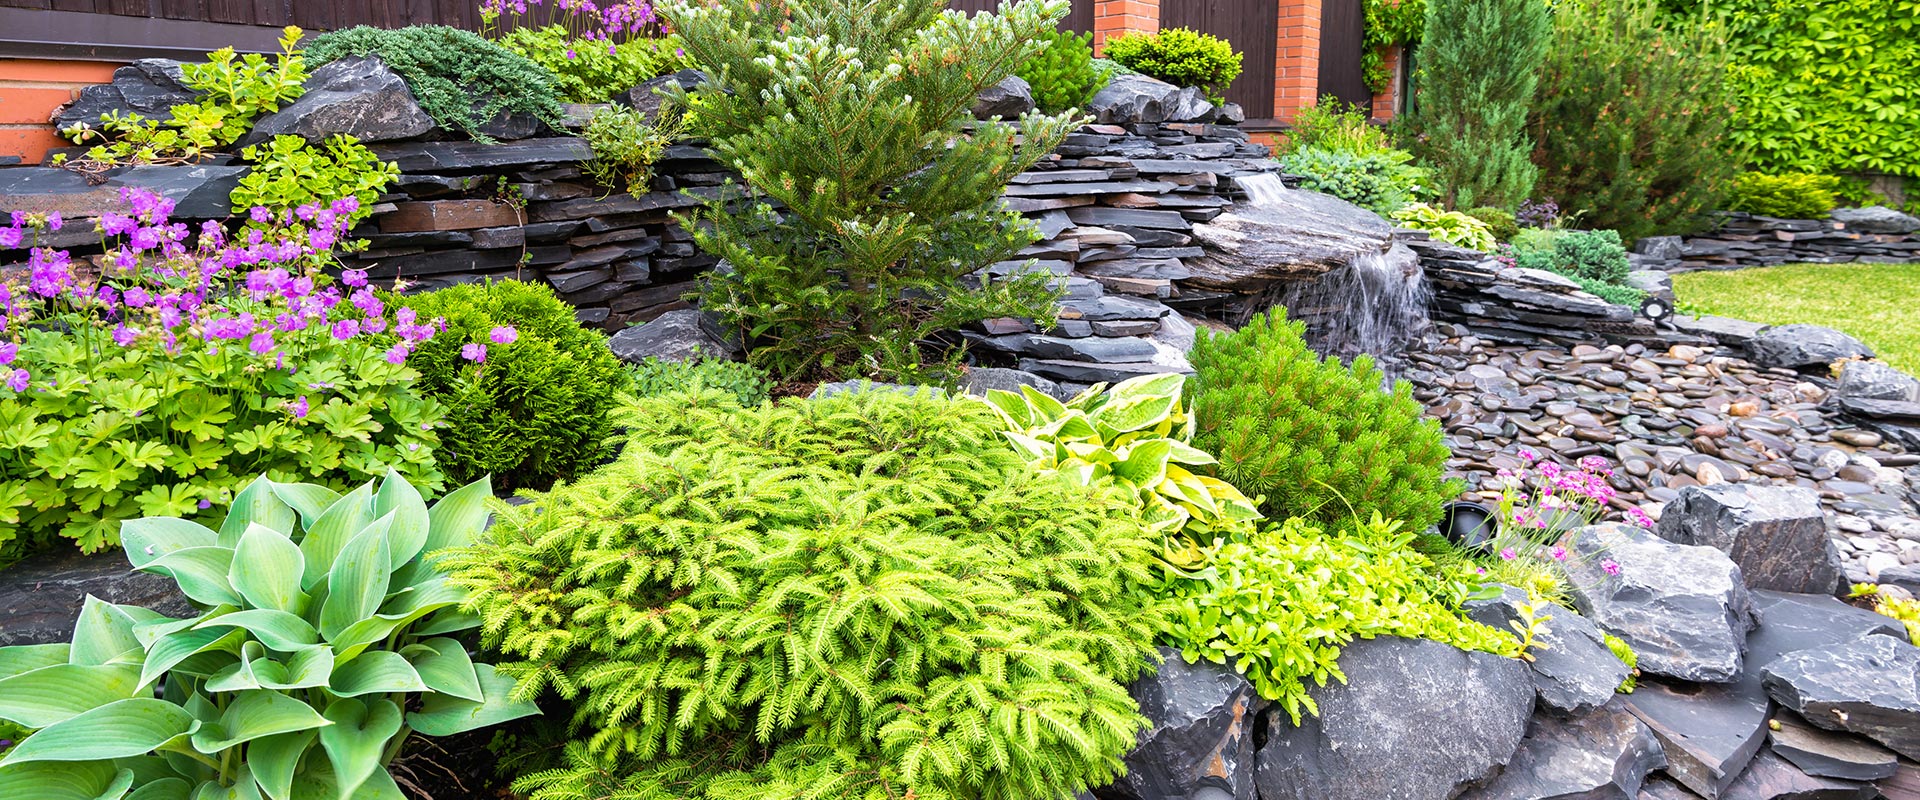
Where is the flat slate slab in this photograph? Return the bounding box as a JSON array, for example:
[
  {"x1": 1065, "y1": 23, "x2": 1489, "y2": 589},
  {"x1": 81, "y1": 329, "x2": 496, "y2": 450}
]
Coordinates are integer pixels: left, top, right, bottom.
[
  {"x1": 1761, "y1": 636, "x2": 1920, "y2": 760},
  {"x1": 1625, "y1": 678, "x2": 1771, "y2": 799},
  {"x1": 1463, "y1": 699, "x2": 1666, "y2": 800},
  {"x1": 1720, "y1": 748, "x2": 1876, "y2": 800},
  {"x1": 1767, "y1": 711, "x2": 1900, "y2": 781}
]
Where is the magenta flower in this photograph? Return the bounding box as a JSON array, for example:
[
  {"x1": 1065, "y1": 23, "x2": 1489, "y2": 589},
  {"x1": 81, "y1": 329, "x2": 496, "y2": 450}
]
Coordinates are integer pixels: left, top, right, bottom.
[
  {"x1": 1550, "y1": 546, "x2": 1568, "y2": 562},
  {"x1": 112, "y1": 325, "x2": 138, "y2": 347},
  {"x1": 289, "y1": 395, "x2": 309, "y2": 419},
  {"x1": 0, "y1": 342, "x2": 15, "y2": 366},
  {"x1": 1499, "y1": 548, "x2": 1517, "y2": 561},
  {"x1": 1601, "y1": 559, "x2": 1621, "y2": 576},
  {"x1": 331, "y1": 319, "x2": 360, "y2": 340},
  {"x1": 5, "y1": 368, "x2": 27, "y2": 392},
  {"x1": 461, "y1": 343, "x2": 487, "y2": 363},
  {"x1": 342, "y1": 268, "x2": 369, "y2": 288},
  {"x1": 489, "y1": 326, "x2": 518, "y2": 345},
  {"x1": 248, "y1": 331, "x2": 276, "y2": 355},
  {"x1": 197, "y1": 498, "x2": 212, "y2": 510},
  {"x1": 383, "y1": 344, "x2": 409, "y2": 365}
]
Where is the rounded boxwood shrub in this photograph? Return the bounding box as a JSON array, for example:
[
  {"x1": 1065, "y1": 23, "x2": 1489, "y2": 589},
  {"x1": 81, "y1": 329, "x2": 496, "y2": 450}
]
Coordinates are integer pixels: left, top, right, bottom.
[
  {"x1": 1104, "y1": 27, "x2": 1243, "y2": 100},
  {"x1": 389, "y1": 280, "x2": 623, "y2": 490},
  {"x1": 444, "y1": 388, "x2": 1165, "y2": 800},
  {"x1": 1189, "y1": 308, "x2": 1459, "y2": 530},
  {"x1": 1724, "y1": 172, "x2": 1842, "y2": 219}
]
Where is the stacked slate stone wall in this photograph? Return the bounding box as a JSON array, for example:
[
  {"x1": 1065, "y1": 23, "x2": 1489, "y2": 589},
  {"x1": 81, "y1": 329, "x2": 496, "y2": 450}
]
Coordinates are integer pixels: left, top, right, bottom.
[
  {"x1": 1635, "y1": 206, "x2": 1920, "y2": 273},
  {"x1": 1406, "y1": 231, "x2": 1671, "y2": 347}
]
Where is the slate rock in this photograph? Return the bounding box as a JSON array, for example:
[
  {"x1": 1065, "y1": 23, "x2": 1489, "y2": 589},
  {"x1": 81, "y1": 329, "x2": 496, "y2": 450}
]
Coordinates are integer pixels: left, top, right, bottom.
[
  {"x1": 1747, "y1": 325, "x2": 1874, "y2": 371},
  {"x1": 53, "y1": 59, "x2": 198, "y2": 130},
  {"x1": 1635, "y1": 236, "x2": 1686, "y2": 261},
  {"x1": 959, "y1": 367, "x2": 1062, "y2": 401},
  {"x1": 606, "y1": 308, "x2": 740, "y2": 363},
  {"x1": 1627, "y1": 270, "x2": 1678, "y2": 305},
  {"x1": 621, "y1": 69, "x2": 707, "y2": 124},
  {"x1": 1656, "y1": 485, "x2": 1842, "y2": 595},
  {"x1": 1096, "y1": 647, "x2": 1264, "y2": 800},
  {"x1": 1720, "y1": 748, "x2": 1875, "y2": 800},
  {"x1": 1625, "y1": 679, "x2": 1772, "y2": 799},
  {"x1": 989, "y1": 333, "x2": 1160, "y2": 363},
  {"x1": 1744, "y1": 591, "x2": 1906, "y2": 678},
  {"x1": 0, "y1": 165, "x2": 245, "y2": 220},
  {"x1": 1834, "y1": 360, "x2": 1920, "y2": 403},
  {"x1": 1760, "y1": 635, "x2": 1920, "y2": 759},
  {"x1": 1216, "y1": 102, "x2": 1247, "y2": 124},
  {"x1": 1255, "y1": 636, "x2": 1534, "y2": 800},
  {"x1": 0, "y1": 551, "x2": 194, "y2": 646},
  {"x1": 1564, "y1": 524, "x2": 1757, "y2": 683},
  {"x1": 973, "y1": 75, "x2": 1035, "y2": 119},
  {"x1": 1187, "y1": 193, "x2": 1405, "y2": 291},
  {"x1": 1829, "y1": 205, "x2": 1920, "y2": 235},
  {"x1": 1087, "y1": 74, "x2": 1183, "y2": 125},
  {"x1": 242, "y1": 56, "x2": 433, "y2": 146},
  {"x1": 1018, "y1": 359, "x2": 1188, "y2": 384},
  {"x1": 1164, "y1": 86, "x2": 1215, "y2": 123},
  {"x1": 1463, "y1": 699, "x2": 1666, "y2": 800},
  {"x1": 1467, "y1": 585, "x2": 1633, "y2": 717},
  {"x1": 1880, "y1": 564, "x2": 1920, "y2": 595},
  {"x1": 1767, "y1": 712, "x2": 1900, "y2": 781},
  {"x1": 1641, "y1": 776, "x2": 1707, "y2": 799}
]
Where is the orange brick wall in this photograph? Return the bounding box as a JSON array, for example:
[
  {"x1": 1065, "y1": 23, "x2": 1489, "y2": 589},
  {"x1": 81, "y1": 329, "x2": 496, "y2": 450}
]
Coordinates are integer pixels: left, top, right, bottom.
[
  {"x1": 1370, "y1": 46, "x2": 1402, "y2": 121},
  {"x1": 0, "y1": 59, "x2": 120, "y2": 164},
  {"x1": 1273, "y1": 0, "x2": 1324, "y2": 125},
  {"x1": 1093, "y1": 0, "x2": 1158, "y2": 54}
]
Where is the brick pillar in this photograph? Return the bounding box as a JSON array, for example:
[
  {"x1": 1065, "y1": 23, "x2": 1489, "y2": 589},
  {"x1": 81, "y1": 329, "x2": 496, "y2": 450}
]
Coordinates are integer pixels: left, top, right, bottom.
[
  {"x1": 1093, "y1": 0, "x2": 1159, "y2": 55},
  {"x1": 1274, "y1": 0, "x2": 1324, "y2": 125},
  {"x1": 1370, "y1": 46, "x2": 1403, "y2": 121}
]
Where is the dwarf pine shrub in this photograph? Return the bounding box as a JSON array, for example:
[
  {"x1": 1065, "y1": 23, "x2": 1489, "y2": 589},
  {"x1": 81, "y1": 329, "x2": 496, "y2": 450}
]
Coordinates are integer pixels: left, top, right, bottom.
[
  {"x1": 443, "y1": 388, "x2": 1166, "y2": 800},
  {"x1": 1189, "y1": 308, "x2": 1459, "y2": 531}
]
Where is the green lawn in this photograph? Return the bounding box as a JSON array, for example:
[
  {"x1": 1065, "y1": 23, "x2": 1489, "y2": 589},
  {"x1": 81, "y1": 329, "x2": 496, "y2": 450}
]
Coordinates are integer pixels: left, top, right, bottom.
[{"x1": 1673, "y1": 262, "x2": 1920, "y2": 374}]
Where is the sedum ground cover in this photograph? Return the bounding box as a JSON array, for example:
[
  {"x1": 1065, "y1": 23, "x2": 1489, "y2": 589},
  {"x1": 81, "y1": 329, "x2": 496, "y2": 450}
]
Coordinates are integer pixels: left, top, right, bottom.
[{"x1": 1674, "y1": 263, "x2": 1920, "y2": 374}]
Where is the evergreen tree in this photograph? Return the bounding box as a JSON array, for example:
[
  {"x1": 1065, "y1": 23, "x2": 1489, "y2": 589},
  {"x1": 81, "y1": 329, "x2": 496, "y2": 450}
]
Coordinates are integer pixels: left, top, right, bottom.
[
  {"x1": 663, "y1": 0, "x2": 1081, "y2": 383},
  {"x1": 1413, "y1": 0, "x2": 1551, "y2": 209}
]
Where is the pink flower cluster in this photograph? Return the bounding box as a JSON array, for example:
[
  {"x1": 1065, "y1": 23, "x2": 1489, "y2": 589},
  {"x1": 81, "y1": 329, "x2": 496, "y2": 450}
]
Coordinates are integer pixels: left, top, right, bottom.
[{"x1": 481, "y1": 0, "x2": 666, "y2": 48}]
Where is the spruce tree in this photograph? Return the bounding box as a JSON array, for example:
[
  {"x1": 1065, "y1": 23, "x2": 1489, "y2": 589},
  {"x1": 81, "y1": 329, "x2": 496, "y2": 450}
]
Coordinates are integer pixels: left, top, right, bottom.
[
  {"x1": 1413, "y1": 0, "x2": 1551, "y2": 209},
  {"x1": 662, "y1": 0, "x2": 1080, "y2": 383}
]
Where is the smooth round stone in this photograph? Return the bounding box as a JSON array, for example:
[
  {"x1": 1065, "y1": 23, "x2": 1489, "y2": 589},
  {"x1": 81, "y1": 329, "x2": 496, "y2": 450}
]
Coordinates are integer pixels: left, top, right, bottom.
[
  {"x1": 1696, "y1": 424, "x2": 1729, "y2": 439},
  {"x1": 1833, "y1": 429, "x2": 1884, "y2": 448},
  {"x1": 1548, "y1": 437, "x2": 1581, "y2": 452},
  {"x1": 1834, "y1": 515, "x2": 1873, "y2": 533},
  {"x1": 1571, "y1": 428, "x2": 1614, "y2": 443},
  {"x1": 1594, "y1": 371, "x2": 1629, "y2": 387},
  {"x1": 1625, "y1": 459, "x2": 1654, "y2": 477},
  {"x1": 1754, "y1": 462, "x2": 1797, "y2": 479}
]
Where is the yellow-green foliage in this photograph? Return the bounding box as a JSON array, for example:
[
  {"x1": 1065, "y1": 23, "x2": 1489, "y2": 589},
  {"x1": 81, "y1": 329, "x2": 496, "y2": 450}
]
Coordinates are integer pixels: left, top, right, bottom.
[
  {"x1": 1392, "y1": 202, "x2": 1498, "y2": 251},
  {"x1": 983, "y1": 374, "x2": 1263, "y2": 567},
  {"x1": 1018, "y1": 28, "x2": 1108, "y2": 113},
  {"x1": 1165, "y1": 515, "x2": 1518, "y2": 722},
  {"x1": 1604, "y1": 633, "x2": 1640, "y2": 692},
  {"x1": 443, "y1": 388, "x2": 1168, "y2": 800},
  {"x1": 1189, "y1": 308, "x2": 1460, "y2": 531},
  {"x1": 1103, "y1": 27, "x2": 1243, "y2": 101},
  {"x1": 1725, "y1": 172, "x2": 1843, "y2": 219},
  {"x1": 498, "y1": 24, "x2": 687, "y2": 104}
]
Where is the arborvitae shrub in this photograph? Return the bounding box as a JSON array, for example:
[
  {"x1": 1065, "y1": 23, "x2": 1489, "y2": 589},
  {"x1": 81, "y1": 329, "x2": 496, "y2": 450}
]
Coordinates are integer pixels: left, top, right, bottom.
[
  {"x1": 1019, "y1": 28, "x2": 1107, "y2": 113},
  {"x1": 306, "y1": 25, "x2": 565, "y2": 141},
  {"x1": 443, "y1": 388, "x2": 1167, "y2": 800},
  {"x1": 1724, "y1": 172, "x2": 1842, "y2": 219},
  {"x1": 1189, "y1": 309, "x2": 1458, "y2": 530},
  {"x1": 1414, "y1": 0, "x2": 1550, "y2": 209},
  {"x1": 390, "y1": 280, "x2": 623, "y2": 490},
  {"x1": 1103, "y1": 28, "x2": 1243, "y2": 101}
]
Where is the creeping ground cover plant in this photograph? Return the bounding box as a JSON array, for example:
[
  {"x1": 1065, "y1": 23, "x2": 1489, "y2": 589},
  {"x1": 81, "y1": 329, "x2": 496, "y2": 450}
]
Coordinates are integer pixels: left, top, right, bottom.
[{"x1": 0, "y1": 471, "x2": 538, "y2": 799}]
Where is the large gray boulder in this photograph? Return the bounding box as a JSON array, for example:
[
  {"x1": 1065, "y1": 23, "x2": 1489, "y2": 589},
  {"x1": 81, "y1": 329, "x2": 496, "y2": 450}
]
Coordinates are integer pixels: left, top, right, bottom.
[
  {"x1": 1743, "y1": 590, "x2": 1906, "y2": 678},
  {"x1": 1087, "y1": 74, "x2": 1183, "y2": 125},
  {"x1": 959, "y1": 367, "x2": 1063, "y2": 400},
  {"x1": 1624, "y1": 680, "x2": 1771, "y2": 799},
  {"x1": 242, "y1": 56, "x2": 434, "y2": 146},
  {"x1": 1462, "y1": 699, "x2": 1666, "y2": 800},
  {"x1": 606, "y1": 308, "x2": 740, "y2": 363},
  {"x1": 1096, "y1": 647, "x2": 1264, "y2": 800},
  {"x1": 1655, "y1": 485, "x2": 1842, "y2": 595},
  {"x1": 1829, "y1": 205, "x2": 1920, "y2": 235},
  {"x1": 1164, "y1": 86, "x2": 1216, "y2": 123},
  {"x1": 1466, "y1": 586, "x2": 1632, "y2": 717},
  {"x1": 53, "y1": 59, "x2": 198, "y2": 131},
  {"x1": 973, "y1": 75, "x2": 1036, "y2": 120},
  {"x1": 0, "y1": 551, "x2": 193, "y2": 646},
  {"x1": 1563, "y1": 524, "x2": 1756, "y2": 683},
  {"x1": 1746, "y1": 324, "x2": 1874, "y2": 371},
  {"x1": 1187, "y1": 195, "x2": 1408, "y2": 292},
  {"x1": 1760, "y1": 635, "x2": 1920, "y2": 760},
  {"x1": 1834, "y1": 360, "x2": 1920, "y2": 403},
  {"x1": 1255, "y1": 636, "x2": 1534, "y2": 800}
]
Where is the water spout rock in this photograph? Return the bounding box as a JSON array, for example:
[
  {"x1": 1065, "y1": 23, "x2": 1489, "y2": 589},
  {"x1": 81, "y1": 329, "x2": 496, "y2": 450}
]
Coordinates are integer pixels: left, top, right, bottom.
[{"x1": 1186, "y1": 182, "x2": 1399, "y2": 293}]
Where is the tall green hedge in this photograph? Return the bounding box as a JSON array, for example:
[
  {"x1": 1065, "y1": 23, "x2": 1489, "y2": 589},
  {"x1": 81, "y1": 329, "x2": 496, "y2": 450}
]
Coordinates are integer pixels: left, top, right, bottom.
[{"x1": 1712, "y1": 0, "x2": 1920, "y2": 178}]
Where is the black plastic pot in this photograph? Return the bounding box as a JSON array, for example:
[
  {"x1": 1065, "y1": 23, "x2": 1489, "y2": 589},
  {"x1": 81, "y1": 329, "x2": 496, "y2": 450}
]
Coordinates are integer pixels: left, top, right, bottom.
[{"x1": 1440, "y1": 500, "x2": 1497, "y2": 551}]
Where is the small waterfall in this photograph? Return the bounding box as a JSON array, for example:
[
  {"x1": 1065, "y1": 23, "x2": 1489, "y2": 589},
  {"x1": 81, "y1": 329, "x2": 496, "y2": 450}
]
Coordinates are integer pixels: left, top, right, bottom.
[{"x1": 1237, "y1": 172, "x2": 1292, "y2": 207}]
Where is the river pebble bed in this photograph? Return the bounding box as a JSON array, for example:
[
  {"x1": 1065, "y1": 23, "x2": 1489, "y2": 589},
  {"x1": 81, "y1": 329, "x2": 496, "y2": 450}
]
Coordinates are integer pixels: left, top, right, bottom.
[{"x1": 1402, "y1": 323, "x2": 1920, "y2": 585}]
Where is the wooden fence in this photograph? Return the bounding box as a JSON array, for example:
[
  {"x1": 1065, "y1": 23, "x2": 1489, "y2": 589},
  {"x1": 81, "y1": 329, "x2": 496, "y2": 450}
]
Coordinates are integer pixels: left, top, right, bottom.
[
  {"x1": 1317, "y1": 0, "x2": 1369, "y2": 108},
  {"x1": 1159, "y1": 0, "x2": 1278, "y2": 120}
]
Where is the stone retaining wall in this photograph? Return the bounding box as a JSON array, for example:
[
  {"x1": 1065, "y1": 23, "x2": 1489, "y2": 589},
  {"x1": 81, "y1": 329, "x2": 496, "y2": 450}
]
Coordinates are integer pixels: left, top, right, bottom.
[{"x1": 1635, "y1": 206, "x2": 1920, "y2": 273}]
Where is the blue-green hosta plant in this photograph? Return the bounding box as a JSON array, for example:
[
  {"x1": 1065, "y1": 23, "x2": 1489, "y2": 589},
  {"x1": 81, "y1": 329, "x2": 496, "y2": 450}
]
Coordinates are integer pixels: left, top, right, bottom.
[
  {"x1": 0, "y1": 471, "x2": 537, "y2": 799},
  {"x1": 983, "y1": 373, "x2": 1262, "y2": 566}
]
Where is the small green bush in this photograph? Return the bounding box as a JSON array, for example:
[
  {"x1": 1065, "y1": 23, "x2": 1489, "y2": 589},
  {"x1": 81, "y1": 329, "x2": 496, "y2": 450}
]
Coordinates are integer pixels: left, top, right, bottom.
[
  {"x1": 497, "y1": 24, "x2": 686, "y2": 104},
  {"x1": 1167, "y1": 515, "x2": 1516, "y2": 722},
  {"x1": 624, "y1": 356, "x2": 769, "y2": 407},
  {"x1": 1465, "y1": 206, "x2": 1519, "y2": 242},
  {"x1": 230, "y1": 133, "x2": 398, "y2": 227},
  {"x1": 1391, "y1": 202, "x2": 1498, "y2": 251},
  {"x1": 1510, "y1": 228, "x2": 1645, "y2": 307},
  {"x1": 1018, "y1": 29, "x2": 1108, "y2": 114},
  {"x1": 306, "y1": 25, "x2": 566, "y2": 141},
  {"x1": 1104, "y1": 27, "x2": 1243, "y2": 101},
  {"x1": 1189, "y1": 308, "x2": 1460, "y2": 531},
  {"x1": 444, "y1": 388, "x2": 1166, "y2": 800},
  {"x1": 1284, "y1": 96, "x2": 1392, "y2": 156},
  {"x1": 388, "y1": 281, "x2": 624, "y2": 491},
  {"x1": 1724, "y1": 172, "x2": 1843, "y2": 219},
  {"x1": 582, "y1": 105, "x2": 677, "y2": 195},
  {"x1": 1279, "y1": 145, "x2": 1430, "y2": 216}
]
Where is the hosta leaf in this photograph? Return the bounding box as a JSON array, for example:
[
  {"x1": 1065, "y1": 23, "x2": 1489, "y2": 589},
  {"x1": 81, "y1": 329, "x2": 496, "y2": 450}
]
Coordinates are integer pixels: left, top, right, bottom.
[
  {"x1": 228, "y1": 525, "x2": 308, "y2": 616},
  {"x1": 145, "y1": 547, "x2": 242, "y2": 607},
  {"x1": 372, "y1": 469, "x2": 429, "y2": 567},
  {"x1": 298, "y1": 483, "x2": 374, "y2": 591},
  {"x1": 981, "y1": 389, "x2": 1035, "y2": 429},
  {"x1": 71, "y1": 597, "x2": 160, "y2": 666},
  {"x1": 0, "y1": 698, "x2": 197, "y2": 766},
  {"x1": 218, "y1": 476, "x2": 295, "y2": 548},
  {"x1": 1108, "y1": 372, "x2": 1184, "y2": 402},
  {"x1": 265, "y1": 482, "x2": 339, "y2": 530},
  {"x1": 125, "y1": 778, "x2": 191, "y2": 800},
  {"x1": 0, "y1": 663, "x2": 142, "y2": 728},
  {"x1": 1163, "y1": 439, "x2": 1218, "y2": 466},
  {"x1": 406, "y1": 664, "x2": 539, "y2": 736},
  {"x1": 0, "y1": 761, "x2": 132, "y2": 800},
  {"x1": 134, "y1": 609, "x2": 227, "y2": 650},
  {"x1": 318, "y1": 523, "x2": 391, "y2": 641},
  {"x1": 188, "y1": 768, "x2": 262, "y2": 800},
  {"x1": 205, "y1": 642, "x2": 333, "y2": 693},
  {"x1": 319, "y1": 698, "x2": 402, "y2": 799},
  {"x1": 327, "y1": 651, "x2": 427, "y2": 697},
  {"x1": 244, "y1": 730, "x2": 315, "y2": 800},
  {"x1": 404, "y1": 637, "x2": 483, "y2": 702},
  {"x1": 1112, "y1": 439, "x2": 1174, "y2": 487},
  {"x1": 410, "y1": 610, "x2": 480, "y2": 636},
  {"x1": 0, "y1": 644, "x2": 69, "y2": 678},
  {"x1": 423, "y1": 476, "x2": 492, "y2": 554},
  {"x1": 189, "y1": 691, "x2": 330, "y2": 755},
  {"x1": 192, "y1": 609, "x2": 318, "y2": 652},
  {"x1": 1091, "y1": 392, "x2": 1178, "y2": 434},
  {"x1": 119, "y1": 518, "x2": 218, "y2": 570},
  {"x1": 140, "y1": 627, "x2": 246, "y2": 691}
]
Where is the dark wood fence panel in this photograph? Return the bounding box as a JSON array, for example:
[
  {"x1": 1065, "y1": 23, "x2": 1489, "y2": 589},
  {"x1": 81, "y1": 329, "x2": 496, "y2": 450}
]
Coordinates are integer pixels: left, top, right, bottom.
[
  {"x1": 1160, "y1": 0, "x2": 1277, "y2": 120},
  {"x1": 0, "y1": 0, "x2": 483, "y2": 31},
  {"x1": 1317, "y1": 0, "x2": 1369, "y2": 108},
  {"x1": 949, "y1": 0, "x2": 1094, "y2": 32}
]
